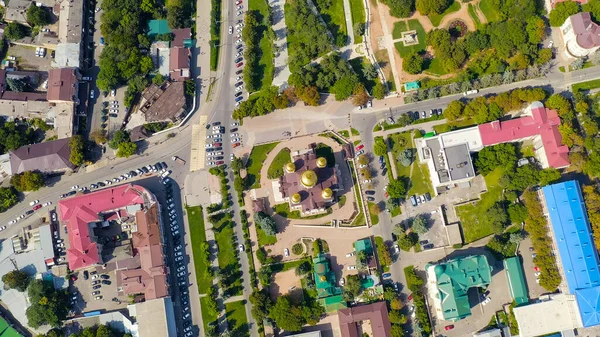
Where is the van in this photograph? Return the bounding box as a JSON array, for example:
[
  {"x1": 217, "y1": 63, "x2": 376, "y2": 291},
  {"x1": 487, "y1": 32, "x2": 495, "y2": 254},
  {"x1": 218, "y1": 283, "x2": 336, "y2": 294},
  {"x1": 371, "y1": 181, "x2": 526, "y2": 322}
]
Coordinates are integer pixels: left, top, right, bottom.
[
  {"x1": 161, "y1": 170, "x2": 171, "y2": 178},
  {"x1": 410, "y1": 195, "x2": 417, "y2": 207}
]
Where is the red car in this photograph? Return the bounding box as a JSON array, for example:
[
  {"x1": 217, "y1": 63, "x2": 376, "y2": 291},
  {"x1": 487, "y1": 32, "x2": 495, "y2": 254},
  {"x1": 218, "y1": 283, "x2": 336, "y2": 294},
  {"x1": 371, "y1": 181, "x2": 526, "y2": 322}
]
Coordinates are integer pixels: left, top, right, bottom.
[
  {"x1": 356, "y1": 144, "x2": 364, "y2": 151},
  {"x1": 236, "y1": 62, "x2": 243, "y2": 68},
  {"x1": 444, "y1": 325, "x2": 454, "y2": 331},
  {"x1": 384, "y1": 192, "x2": 389, "y2": 198},
  {"x1": 534, "y1": 266, "x2": 540, "y2": 272},
  {"x1": 213, "y1": 142, "x2": 222, "y2": 147},
  {"x1": 408, "y1": 294, "x2": 413, "y2": 301},
  {"x1": 33, "y1": 204, "x2": 42, "y2": 211},
  {"x1": 232, "y1": 142, "x2": 241, "y2": 148},
  {"x1": 216, "y1": 161, "x2": 224, "y2": 165}
]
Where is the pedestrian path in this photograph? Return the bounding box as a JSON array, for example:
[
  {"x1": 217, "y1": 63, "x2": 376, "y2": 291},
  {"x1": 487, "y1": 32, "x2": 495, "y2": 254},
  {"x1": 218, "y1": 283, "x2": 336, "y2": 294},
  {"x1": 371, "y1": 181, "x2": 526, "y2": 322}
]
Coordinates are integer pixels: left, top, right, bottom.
[
  {"x1": 342, "y1": 0, "x2": 355, "y2": 45},
  {"x1": 190, "y1": 116, "x2": 208, "y2": 172},
  {"x1": 271, "y1": 0, "x2": 291, "y2": 87}
]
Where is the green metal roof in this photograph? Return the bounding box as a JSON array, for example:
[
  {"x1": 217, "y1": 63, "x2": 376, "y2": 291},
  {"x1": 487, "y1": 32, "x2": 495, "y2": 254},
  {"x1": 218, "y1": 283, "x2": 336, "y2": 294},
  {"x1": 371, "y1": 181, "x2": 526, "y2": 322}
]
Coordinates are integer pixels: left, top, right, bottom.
[
  {"x1": 318, "y1": 295, "x2": 347, "y2": 312},
  {"x1": 313, "y1": 254, "x2": 343, "y2": 298},
  {"x1": 503, "y1": 257, "x2": 529, "y2": 306},
  {"x1": 429, "y1": 255, "x2": 493, "y2": 321},
  {"x1": 0, "y1": 317, "x2": 22, "y2": 337},
  {"x1": 147, "y1": 20, "x2": 171, "y2": 36},
  {"x1": 354, "y1": 238, "x2": 373, "y2": 255}
]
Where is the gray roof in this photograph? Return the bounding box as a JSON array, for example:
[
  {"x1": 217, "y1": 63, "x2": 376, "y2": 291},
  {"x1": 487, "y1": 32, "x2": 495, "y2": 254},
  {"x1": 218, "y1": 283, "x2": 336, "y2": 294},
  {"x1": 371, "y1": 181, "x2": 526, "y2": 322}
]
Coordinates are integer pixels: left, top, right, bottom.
[
  {"x1": 445, "y1": 144, "x2": 475, "y2": 181},
  {"x1": 9, "y1": 137, "x2": 76, "y2": 174}
]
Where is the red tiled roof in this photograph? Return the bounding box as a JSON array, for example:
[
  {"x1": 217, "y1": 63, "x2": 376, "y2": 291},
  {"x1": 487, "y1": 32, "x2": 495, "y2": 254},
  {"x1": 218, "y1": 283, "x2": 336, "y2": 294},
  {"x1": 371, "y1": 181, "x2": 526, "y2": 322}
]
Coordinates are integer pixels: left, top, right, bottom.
[
  {"x1": 338, "y1": 302, "x2": 392, "y2": 337},
  {"x1": 570, "y1": 12, "x2": 600, "y2": 49},
  {"x1": 47, "y1": 68, "x2": 77, "y2": 102},
  {"x1": 171, "y1": 28, "x2": 191, "y2": 48},
  {"x1": 478, "y1": 104, "x2": 570, "y2": 168},
  {"x1": 552, "y1": 0, "x2": 587, "y2": 8},
  {"x1": 58, "y1": 184, "x2": 146, "y2": 270},
  {"x1": 169, "y1": 47, "x2": 190, "y2": 81}
]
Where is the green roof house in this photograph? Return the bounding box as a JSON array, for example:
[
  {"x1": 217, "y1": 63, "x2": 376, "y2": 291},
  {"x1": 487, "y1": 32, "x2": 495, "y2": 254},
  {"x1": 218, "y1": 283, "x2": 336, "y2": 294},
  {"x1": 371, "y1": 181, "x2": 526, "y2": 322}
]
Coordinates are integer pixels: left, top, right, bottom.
[
  {"x1": 503, "y1": 257, "x2": 529, "y2": 306},
  {"x1": 313, "y1": 253, "x2": 347, "y2": 312},
  {"x1": 354, "y1": 238, "x2": 373, "y2": 255},
  {"x1": 147, "y1": 20, "x2": 171, "y2": 38},
  {"x1": 426, "y1": 255, "x2": 492, "y2": 322}
]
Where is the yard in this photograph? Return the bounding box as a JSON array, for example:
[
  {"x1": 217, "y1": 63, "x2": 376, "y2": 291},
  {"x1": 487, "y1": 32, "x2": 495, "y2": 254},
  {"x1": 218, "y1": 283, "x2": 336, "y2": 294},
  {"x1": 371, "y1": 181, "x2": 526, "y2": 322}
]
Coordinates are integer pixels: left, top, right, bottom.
[
  {"x1": 387, "y1": 131, "x2": 432, "y2": 196},
  {"x1": 267, "y1": 147, "x2": 291, "y2": 179},
  {"x1": 249, "y1": 0, "x2": 275, "y2": 91},
  {"x1": 225, "y1": 300, "x2": 250, "y2": 337},
  {"x1": 572, "y1": 79, "x2": 600, "y2": 92},
  {"x1": 315, "y1": 0, "x2": 348, "y2": 41},
  {"x1": 478, "y1": 0, "x2": 500, "y2": 22},
  {"x1": 257, "y1": 225, "x2": 278, "y2": 247},
  {"x1": 424, "y1": 57, "x2": 449, "y2": 76},
  {"x1": 348, "y1": 0, "x2": 366, "y2": 43},
  {"x1": 247, "y1": 142, "x2": 279, "y2": 189},
  {"x1": 394, "y1": 19, "x2": 427, "y2": 57},
  {"x1": 186, "y1": 206, "x2": 212, "y2": 294},
  {"x1": 456, "y1": 167, "x2": 505, "y2": 243},
  {"x1": 428, "y1": 0, "x2": 460, "y2": 27},
  {"x1": 392, "y1": 21, "x2": 408, "y2": 40}
]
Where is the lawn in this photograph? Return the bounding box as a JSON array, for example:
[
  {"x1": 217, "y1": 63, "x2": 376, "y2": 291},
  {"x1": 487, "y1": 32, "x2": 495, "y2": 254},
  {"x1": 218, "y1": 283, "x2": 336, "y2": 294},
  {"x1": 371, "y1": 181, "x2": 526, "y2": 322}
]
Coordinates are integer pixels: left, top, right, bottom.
[
  {"x1": 247, "y1": 142, "x2": 279, "y2": 189},
  {"x1": 429, "y1": 0, "x2": 460, "y2": 27},
  {"x1": 200, "y1": 296, "x2": 218, "y2": 332},
  {"x1": 351, "y1": 128, "x2": 360, "y2": 136},
  {"x1": 186, "y1": 206, "x2": 213, "y2": 294},
  {"x1": 392, "y1": 21, "x2": 408, "y2": 40},
  {"x1": 572, "y1": 79, "x2": 600, "y2": 92},
  {"x1": 339, "y1": 130, "x2": 350, "y2": 138},
  {"x1": 271, "y1": 258, "x2": 309, "y2": 273},
  {"x1": 214, "y1": 215, "x2": 243, "y2": 295},
  {"x1": 348, "y1": 161, "x2": 366, "y2": 227},
  {"x1": 225, "y1": 301, "x2": 250, "y2": 337},
  {"x1": 368, "y1": 201, "x2": 380, "y2": 225},
  {"x1": 388, "y1": 131, "x2": 432, "y2": 196},
  {"x1": 267, "y1": 147, "x2": 291, "y2": 179},
  {"x1": 468, "y1": 3, "x2": 482, "y2": 29},
  {"x1": 348, "y1": 0, "x2": 366, "y2": 43},
  {"x1": 478, "y1": 0, "x2": 500, "y2": 22},
  {"x1": 257, "y1": 225, "x2": 277, "y2": 247},
  {"x1": 316, "y1": 0, "x2": 348, "y2": 40},
  {"x1": 424, "y1": 57, "x2": 449, "y2": 76},
  {"x1": 349, "y1": 57, "x2": 377, "y2": 92},
  {"x1": 408, "y1": 163, "x2": 433, "y2": 196},
  {"x1": 456, "y1": 167, "x2": 505, "y2": 243},
  {"x1": 374, "y1": 236, "x2": 389, "y2": 271},
  {"x1": 249, "y1": 0, "x2": 274, "y2": 91},
  {"x1": 394, "y1": 19, "x2": 426, "y2": 57}
]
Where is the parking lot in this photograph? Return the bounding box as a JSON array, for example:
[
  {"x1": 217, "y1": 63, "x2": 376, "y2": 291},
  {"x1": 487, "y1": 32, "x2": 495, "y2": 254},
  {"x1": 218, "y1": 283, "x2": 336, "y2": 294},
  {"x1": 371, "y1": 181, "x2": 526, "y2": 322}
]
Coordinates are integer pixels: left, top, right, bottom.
[
  {"x1": 6, "y1": 45, "x2": 54, "y2": 71},
  {"x1": 70, "y1": 266, "x2": 124, "y2": 313}
]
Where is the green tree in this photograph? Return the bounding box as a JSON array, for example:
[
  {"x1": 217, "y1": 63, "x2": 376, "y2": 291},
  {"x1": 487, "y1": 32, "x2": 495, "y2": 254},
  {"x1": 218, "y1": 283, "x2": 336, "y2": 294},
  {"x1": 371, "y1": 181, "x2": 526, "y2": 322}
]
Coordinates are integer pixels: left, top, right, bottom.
[
  {"x1": 390, "y1": 324, "x2": 405, "y2": 337},
  {"x1": 373, "y1": 81, "x2": 386, "y2": 99},
  {"x1": 483, "y1": 203, "x2": 509, "y2": 233},
  {"x1": 250, "y1": 289, "x2": 273, "y2": 323},
  {"x1": 2, "y1": 270, "x2": 30, "y2": 291},
  {"x1": 0, "y1": 187, "x2": 18, "y2": 213},
  {"x1": 411, "y1": 215, "x2": 428, "y2": 234},
  {"x1": 116, "y1": 142, "x2": 137, "y2": 158},
  {"x1": 416, "y1": 0, "x2": 450, "y2": 14},
  {"x1": 475, "y1": 143, "x2": 517, "y2": 175},
  {"x1": 404, "y1": 266, "x2": 423, "y2": 292},
  {"x1": 508, "y1": 203, "x2": 528, "y2": 224},
  {"x1": 398, "y1": 233, "x2": 417, "y2": 251},
  {"x1": 109, "y1": 130, "x2": 130, "y2": 149},
  {"x1": 383, "y1": 0, "x2": 414, "y2": 17},
  {"x1": 254, "y1": 211, "x2": 277, "y2": 235},
  {"x1": 387, "y1": 178, "x2": 407, "y2": 198},
  {"x1": 296, "y1": 86, "x2": 321, "y2": 106},
  {"x1": 403, "y1": 53, "x2": 424, "y2": 74},
  {"x1": 4, "y1": 22, "x2": 28, "y2": 40},
  {"x1": 373, "y1": 138, "x2": 387, "y2": 156},
  {"x1": 10, "y1": 171, "x2": 45, "y2": 192},
  {"x1": 69, "y1": 135, "x2": 85, "y2": 166},
  {"x1": 343, "y1": 275, "x2": 362, "y2": 301},
  {"x1": 269, "y1": 296, "x2": 305, "y2": 331},
  {"x1": 389, "y1": 310, "x2": 408, "y2": 324},
  {"x1": 442, "y1": 100, "x2": 465, "y2": 121},
  {"x1": 539, "y1": 168, "x2": 561, "y2": 186},
  {"x1": 546, "y1": 93, "x2": 572, "y2": 116},
  {"x1": 26, "y1": 5, "x2": 50, "y2": 27},
  {"x1": 549, "y1": 1, "x2": 580, "y2": 26},
  {"x1": 332, "y1": 75, "x2": 359, "y2": 101},
  {"x1": 152, "y1": 74, "x2": 165, "y2": 85},
  {"x1": 25, "y1": 280, "x2": 68, "y2": 328}
]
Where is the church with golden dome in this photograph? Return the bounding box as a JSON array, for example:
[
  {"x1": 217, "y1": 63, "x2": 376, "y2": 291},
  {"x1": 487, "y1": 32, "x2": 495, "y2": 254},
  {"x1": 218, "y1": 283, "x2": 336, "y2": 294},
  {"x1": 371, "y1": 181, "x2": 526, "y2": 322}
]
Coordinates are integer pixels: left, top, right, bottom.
[{"x1": 277, "y1": 144, "x2": 340, "y2": 216}]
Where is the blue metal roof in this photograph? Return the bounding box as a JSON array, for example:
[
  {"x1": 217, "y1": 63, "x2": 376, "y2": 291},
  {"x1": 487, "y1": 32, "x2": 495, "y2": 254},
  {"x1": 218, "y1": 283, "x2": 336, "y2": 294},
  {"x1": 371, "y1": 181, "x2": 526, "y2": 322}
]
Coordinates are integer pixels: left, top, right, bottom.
[{"x1": 543, "y1": 180, "x2": 600, "y2": 327}]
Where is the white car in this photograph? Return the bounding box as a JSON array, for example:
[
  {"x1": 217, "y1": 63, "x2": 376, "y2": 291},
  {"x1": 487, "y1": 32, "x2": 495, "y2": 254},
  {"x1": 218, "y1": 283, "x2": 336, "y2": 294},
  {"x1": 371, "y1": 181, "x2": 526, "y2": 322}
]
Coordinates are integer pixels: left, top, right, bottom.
[
  {"x1": 71, "y1": 185, "x2": 79, "y2": 190},
  {"x1": 205, "y1": 144, "x2": 212, "y2": 148},
  {"x1": 215, "y1": 152, "x2": 224, "y2": 156},
  {"x1": 235, "y1": 86, "x2": 243, "y2": 92},
  {"x1": 95, "y1": 7, "x2": 101, "y2": 12},
  {"x1": 235, "y1": 76, "x2": 242, "y2": 81},
  {"x1": 231, "y1": 138, "x2": 240, "y2": 143},
  {"x1": 231, "y1": 122, "x2": 239, "y2": 127},
  {"x1": 112, "y1": 178, "x2": 120, "y2": 182},
  {"x1": 347, "y1": 265, "x2": 356, "y2": 270},
  {"x1": 110, "y1": 89, "x2": 116, "y2": 97},
  {"x1": 238, "y1": 244, "x2": 244, "y2": 252},
  {"x1": 42, "y1": 201, "x2": 52, "y2": 207},
  {"x1": 229, "y1": 26, "x2": 233, "y2": 34},
  {"x1": 284, "y1": 248, "x2": 289, "y2": 257},
  {"x1": 90, "y1": 90, "x2": 95, "y2": 99},
  {"x1": 231, "y1": 133, "x2": 239, "y2": 137},
  {"x1": 482, "y1": 297, "x2": 491, "y2": 306},
  {"x1": 363, "y1": 179, "x2": 372, "y2": 183},
  {"x1": 235, "y1": 39, "x2": 243, "y2": 44},
  {"x1": 29, "y1": 200, "x2": 40, "y2": 206},
  {"x1": 109, "y1": 109, "x2": 118, "y2": 114},
  {"x1": 8, "y1": 220, "x2": 16, "y2": 225},
  {"x1": 345, "y1": 252, "x2": 354, "y2": 257}
]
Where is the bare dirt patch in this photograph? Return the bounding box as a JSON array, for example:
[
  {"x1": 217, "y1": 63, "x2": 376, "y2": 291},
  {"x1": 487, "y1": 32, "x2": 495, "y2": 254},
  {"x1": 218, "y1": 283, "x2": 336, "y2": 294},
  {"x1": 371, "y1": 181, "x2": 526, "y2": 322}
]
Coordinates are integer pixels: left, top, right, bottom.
[{"x1": 269, "y1": 269, "x2": 302, "y2": 301}]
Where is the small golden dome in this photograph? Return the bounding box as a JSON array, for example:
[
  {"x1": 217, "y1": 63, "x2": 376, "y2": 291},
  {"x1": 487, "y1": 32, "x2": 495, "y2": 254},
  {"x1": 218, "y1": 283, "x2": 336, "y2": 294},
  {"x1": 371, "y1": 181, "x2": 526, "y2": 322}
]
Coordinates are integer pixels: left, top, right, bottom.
[
  {"x1": 322, "y1": 188, "x2": 333, "y2": 199},
  {"x1": 291, "y1": 193, "x2": 301, "y2": 204},
  {"x1": 316, "y1": 157, "x2": 327, "y2": 168},
  {"x1": 301, "y1": 170, "x2": 318, "y2": 187},
  {"x1": 284, "y1": 162, "x2": 296, "y2": 173}
]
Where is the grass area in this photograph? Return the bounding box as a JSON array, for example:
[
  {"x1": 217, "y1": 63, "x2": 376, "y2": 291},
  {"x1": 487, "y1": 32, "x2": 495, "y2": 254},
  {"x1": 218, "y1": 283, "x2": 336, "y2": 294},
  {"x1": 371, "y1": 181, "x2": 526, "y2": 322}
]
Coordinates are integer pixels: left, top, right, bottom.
[
  {"x1": 267, "y1": 147, "x2": 291, "y2": 179},
  {"x1": 200, "y1": 296, "x2": 218, "y2": 333},
  {"x1": 214, "y1": 215, "x2": 243, "y2": 295},
  {"x1": 394, "y1": 19, "x2": 426, "y2": 57},
  {"x1": 392, "y1": 21, "x2": 408, "y2": 40},
  {"x1": 316, "y1": 0, "x2": 348, "y2": 40},
  {"x1": 456, "y1": 167, "x2": 505, "y2": 243},
  {"x1": 374, "y1": 236, "x2": 389, "y2": 271},
  {"x1": 424, "y1": 57, "x2": 449, "y2": 76},
  {"x1": 249, "y1": 0, "x2": 275, "y2": 90},
  {"x1": 388, "y1": 131, "x2": 432, "y2": 196},
  {"x1": 247, "y1": 142, "x2": 279, "y2": 189},
  {"x1": 339, "y1": 130, "x2": 350, "y2": 138},
  {"x1": 389, "y1": 131, "x2": 412, "y2": 177},
  {"x1": 409, "y1": 163, "x2": 433, "y2": 196},
  {"x1": 391, "y1": 206, "x2": 401, "y2": 217},
  {"x1": 257, "y1": 225, "x2": 277, "y2": 247},
  {"x1": 468, "y1": 3, "x2": 482, "y2": 29},
  {"x1": 572, "y1": 79, "x2": 600, "y2": 92},
  {"x1": 186, "y1": 206, "x2": 212, "y2": 294},
  {"x1": 432, "y1": 118, "x2": 476, "y2": 134},
  {"x1": 271, "y1": 258, "x2": 309, "y2": 273},
  {"x1": 429, "y1": 0, "x2": 461, "y2": 27},
  {"x1": 225, "y1": 301, "x2": 250, "y2": 337},
  {"x1": 348, "y1": 161, "x2": 366, "y2": 227},
  {"x1": 349, "y1": 57, "x2": 377, "y2": 92},
  {"x1": 273, "y1": 203, "x2": 331, "y2": 219},
  {"x1": 351, "y1": 128, "x2": 360, "y2": 136},
  {"x1": 478, "y1": 0, "x2": 500, "y2": 22},
  {"x1": 559, "y1": 66, "x2": 566, "y2": 72},
  {"x1": 348, "y1": 0, "x2": 366, "y2": 43},
  {"x1": 368, "y1": 201, "x2": 380, "y2": 225}
]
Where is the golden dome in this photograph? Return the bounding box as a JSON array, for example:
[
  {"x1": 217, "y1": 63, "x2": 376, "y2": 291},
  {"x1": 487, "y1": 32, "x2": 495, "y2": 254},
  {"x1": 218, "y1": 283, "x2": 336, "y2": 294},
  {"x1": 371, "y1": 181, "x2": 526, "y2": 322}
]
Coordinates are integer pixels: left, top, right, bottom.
[
  {"x1": 322, "y1": 188, "x2": 333, "y2": 199},
  {"x1": 284, "y1": 162, "x2": 296, "y2": 173},
  {"x1": 316, "y1": 157, "x2": 327, "y2": 168},
  {"x1": 291, "y1": 193, "x2": 301, "y2": 204},
  {"x1": 301, "y1": 170, "x2": 318, "y2": 187}
]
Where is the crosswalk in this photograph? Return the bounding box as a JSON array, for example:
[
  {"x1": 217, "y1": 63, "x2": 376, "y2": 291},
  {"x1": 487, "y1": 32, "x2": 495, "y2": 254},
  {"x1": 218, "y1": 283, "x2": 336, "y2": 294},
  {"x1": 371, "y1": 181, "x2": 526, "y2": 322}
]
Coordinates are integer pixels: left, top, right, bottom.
[{"x1": 189, "y1": 117, "x2": 208, "y2": 172}]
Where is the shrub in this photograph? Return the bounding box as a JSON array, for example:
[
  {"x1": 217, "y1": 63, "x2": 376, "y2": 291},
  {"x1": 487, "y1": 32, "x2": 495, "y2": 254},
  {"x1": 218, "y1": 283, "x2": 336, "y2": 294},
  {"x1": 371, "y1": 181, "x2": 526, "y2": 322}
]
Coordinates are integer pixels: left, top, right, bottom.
[{"x1": 291, "y1": 243, "x2": 303, "y2": 255}]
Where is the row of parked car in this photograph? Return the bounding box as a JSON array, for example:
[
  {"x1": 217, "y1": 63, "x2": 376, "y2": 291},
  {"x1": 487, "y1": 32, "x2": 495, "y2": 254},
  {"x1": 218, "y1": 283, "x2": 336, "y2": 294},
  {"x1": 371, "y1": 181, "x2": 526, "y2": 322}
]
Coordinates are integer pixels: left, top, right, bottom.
[
  {"x1": 231, "y1": 8, "x2": 246, "y2": 107},
  {"x1": 409, "y1": 193, "x2": 431, "y2": 207},
  {"x1": 164, "y1": 183, "x2": 192, "y2": 337}
]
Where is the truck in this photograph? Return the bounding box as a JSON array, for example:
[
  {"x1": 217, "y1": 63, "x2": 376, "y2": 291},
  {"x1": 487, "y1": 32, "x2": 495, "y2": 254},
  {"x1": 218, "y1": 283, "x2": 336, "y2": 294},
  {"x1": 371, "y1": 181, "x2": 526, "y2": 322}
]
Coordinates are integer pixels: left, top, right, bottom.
[
  {"x1": 463, "y1": 89, "x2": 478, "y2": 96},
  {"x1": 172, "y1": 156, "x2": 186, "y2": 165}
]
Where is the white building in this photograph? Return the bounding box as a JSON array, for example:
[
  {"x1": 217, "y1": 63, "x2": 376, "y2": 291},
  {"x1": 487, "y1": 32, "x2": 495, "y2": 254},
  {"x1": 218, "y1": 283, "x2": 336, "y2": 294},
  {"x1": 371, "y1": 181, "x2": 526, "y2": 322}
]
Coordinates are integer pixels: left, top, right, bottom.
[
  {"x1": 513, "y1": 293, "x2": 582, "y2": 337},
  {"x1": 561, "y1": 12, "x2": 600, "y2": 58}
]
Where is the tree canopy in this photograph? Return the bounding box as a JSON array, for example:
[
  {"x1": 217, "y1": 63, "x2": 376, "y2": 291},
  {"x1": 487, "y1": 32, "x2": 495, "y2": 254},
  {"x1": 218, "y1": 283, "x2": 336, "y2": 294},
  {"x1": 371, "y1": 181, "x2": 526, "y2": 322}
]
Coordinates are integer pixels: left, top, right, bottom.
[
  {"x1": 26, "y1": 280, "x2": 69, "y2": 328},
  {"x1": 387, "y1": 178, "x2": 407, "y2": 198},
  {"x1": 254, "y1": 211, "x2": 277, "y2": 236},
  {"x1": 69, "y1": 135, "x2": 85, "y2": 166},
  {"x1": 26, "y1": 5, "x2": 50, "y2": 27},
  {"x1": 10, "y1": 171, "x2": 45, "y2": 192},
  {"x1": 4, "y1": 22, "x2": 28, "y2": 40},
  {"x1": 475, "y1": 143, "x2": 517, "y2": 175},
  {"x1": 549, "y1": 1, "x2": 580, "y2": 26},
  {"x1": 0, "y1": 187, "x2": 18, "y2": 213},
  {"x1": 2, "y1": 270, "x2": 29, "y2": 291},
  {"x1": 381, "y1": 0, "x2": 414, "y2": 17},
  {"x1": 403, "y1": 53, "x2": 424, "y2": 74},
  {"x1": 416, "y1": 0, "x2": 450, "y2": 15},
  {"x1": 411, "y1": 215, "x2": 428, "y2": 234},
  {"x1": 374, "y1": 138, "x2": 387, "y2": 156}
]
